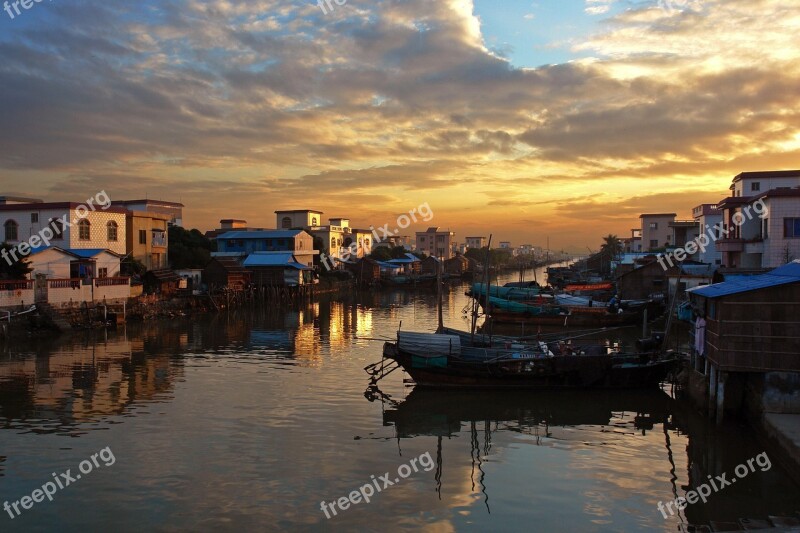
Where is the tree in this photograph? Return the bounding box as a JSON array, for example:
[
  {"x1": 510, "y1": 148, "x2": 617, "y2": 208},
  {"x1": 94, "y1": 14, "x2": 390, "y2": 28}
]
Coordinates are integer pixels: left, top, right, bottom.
[
  {"x1": 369, "y1": 247, "x2": 392, "y2": 261},
  {"x1": 168, "y1": 227, "x2": 213, "y2": 269},
  {"x1": 599, "y1": 234, "x2": 623, "y2": 275},
  {"x1": 0, "y1": 243, "x2": 33, "y2": 280},
  {"x1": 121, "y1": 256, "x2": 147, "y2": 277}
]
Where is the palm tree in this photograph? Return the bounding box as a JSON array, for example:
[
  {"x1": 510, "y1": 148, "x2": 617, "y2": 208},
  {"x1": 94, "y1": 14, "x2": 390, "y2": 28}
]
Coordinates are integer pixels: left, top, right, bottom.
[{"x1": 599, "y1": 234, "x2": 623, "y2": 275}]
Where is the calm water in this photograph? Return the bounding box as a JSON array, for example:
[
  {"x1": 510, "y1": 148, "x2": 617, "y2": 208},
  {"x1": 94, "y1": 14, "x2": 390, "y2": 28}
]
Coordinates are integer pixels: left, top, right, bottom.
[{"x1": 1, "y1": 268, "x2": 799, "y2": 532}]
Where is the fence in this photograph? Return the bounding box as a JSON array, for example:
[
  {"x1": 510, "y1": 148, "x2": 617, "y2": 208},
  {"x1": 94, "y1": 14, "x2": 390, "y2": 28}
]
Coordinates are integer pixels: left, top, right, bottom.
[{"x1": 0, "y1": 280, "x2": 35, "y2": 308}]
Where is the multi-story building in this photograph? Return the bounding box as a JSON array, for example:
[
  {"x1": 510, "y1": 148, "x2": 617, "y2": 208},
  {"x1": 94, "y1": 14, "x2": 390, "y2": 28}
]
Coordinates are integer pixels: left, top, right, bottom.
[
  {"x1": 126, "y1": 210, "x2": 171, "y2": 270},
  {"x1": 465, "y1": 236, "x2": 487, "y2": 250},
  {"x1": 691, "y1": 203, "x2": 723, "y2": 264},
  {"x1": 623, "y1": 229, "x2": 642, "y2": 253},
  {"x1": 717, "y1": 187, "x2": 800, "y2": 269},
  {"x1": 215, "y1": 230, "x2": 317, "y2": 267},
  {"x1": 275, "y1": 209, "x2": 324, "y2": 229},
  {"x1": 305, "y1": 217, "x2": 373, "y2": 261},
  {"x1": 415, "y1": 227, "x2": 455, "y2": 259},
  {"x1": 640, "y1": 213, "x2": 676, "y2": 251},
  {"x1": 728, "y1": 170, "x2": 800, "y2": 198},
  {"x1": 0, "y1": 200, "x2": 127, "y2": 256}
]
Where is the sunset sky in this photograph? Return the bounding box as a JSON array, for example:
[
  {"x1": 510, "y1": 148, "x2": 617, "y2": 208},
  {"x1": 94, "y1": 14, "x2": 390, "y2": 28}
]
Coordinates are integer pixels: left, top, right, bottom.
[{"x1": 1, "y1": 0, "x2": 799, "y2": 251}]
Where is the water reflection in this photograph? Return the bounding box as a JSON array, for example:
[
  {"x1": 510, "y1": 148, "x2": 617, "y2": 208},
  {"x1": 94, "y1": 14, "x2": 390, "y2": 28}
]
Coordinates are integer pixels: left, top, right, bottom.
[{"x1": 0, "y1": 270, "x2": 797, "y2": 532}]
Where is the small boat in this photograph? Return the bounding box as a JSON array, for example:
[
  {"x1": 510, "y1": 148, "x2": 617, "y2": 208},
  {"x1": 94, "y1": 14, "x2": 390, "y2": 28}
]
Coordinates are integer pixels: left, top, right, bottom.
[{"x1": 378, "y1": 331, "x2": 680, "y2": 389}]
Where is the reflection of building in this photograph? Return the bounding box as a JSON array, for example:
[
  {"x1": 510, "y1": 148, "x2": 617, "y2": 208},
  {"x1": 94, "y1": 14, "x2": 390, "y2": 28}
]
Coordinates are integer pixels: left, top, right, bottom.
[{"x1": 0, "y1": 332, "x2": 182, "y2": 432}]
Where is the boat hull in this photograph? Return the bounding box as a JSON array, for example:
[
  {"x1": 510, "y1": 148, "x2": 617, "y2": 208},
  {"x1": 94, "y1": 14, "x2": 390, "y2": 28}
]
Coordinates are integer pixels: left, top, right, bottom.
[
  {"x1": 488, "y1": 308, "x2": 640, "y2": 327},
  {"x1": 383, "y1": 343, "x2": 678, "y2": 389}
]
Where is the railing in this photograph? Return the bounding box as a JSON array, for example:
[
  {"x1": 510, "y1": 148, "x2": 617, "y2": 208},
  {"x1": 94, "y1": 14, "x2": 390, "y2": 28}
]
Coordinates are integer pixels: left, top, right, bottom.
[
  {"x1": 48, "y1": 279, "x2": 83, "y2": 289},
  {"x1": 94, "y1": 277, "x2": 130, "y2": 287},
  {"x1": 0, "y1": 280, "x2": 34, "y2": 291}
]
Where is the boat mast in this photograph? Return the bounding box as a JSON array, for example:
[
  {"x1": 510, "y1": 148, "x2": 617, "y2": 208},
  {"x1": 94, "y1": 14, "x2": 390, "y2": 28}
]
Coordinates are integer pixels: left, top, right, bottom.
[
  {"x1": 486, "y1": 234, "x2": 493, "y2": 346},
  {"x1": 437, "y1": 257, "x2": 444, "y2": 333}
]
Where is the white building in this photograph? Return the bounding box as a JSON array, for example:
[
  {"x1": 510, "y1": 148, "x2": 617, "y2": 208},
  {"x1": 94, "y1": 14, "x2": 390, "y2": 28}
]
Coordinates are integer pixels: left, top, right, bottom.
[
  {"x1": 691, "y1": 203, "x2": 723, "y2": 264},
  {"x1": 275, "y1": 209, "x2": 324, "y2": 229},
  {"x1": 465, "y1": 236, "x2": 487, "y2": 250},
  {"x1": 0, "y1": 200, "x2": 127, "y2": 256}
]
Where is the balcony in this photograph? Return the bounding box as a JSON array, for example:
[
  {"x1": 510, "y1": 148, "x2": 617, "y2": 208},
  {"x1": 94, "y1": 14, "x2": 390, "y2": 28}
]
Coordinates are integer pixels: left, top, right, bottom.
[
  {"x1": 716, "y1": 238, "x2": 744, "y2": 252},
  {"x1": 717, "y1": 237, "x2": 764, "y2": 253}
]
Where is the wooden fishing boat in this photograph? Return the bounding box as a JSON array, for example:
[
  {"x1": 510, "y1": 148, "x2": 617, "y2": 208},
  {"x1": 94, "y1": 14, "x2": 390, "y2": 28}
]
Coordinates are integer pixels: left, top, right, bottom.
[{"x1": 378, "y1": 331, "x2": 679, "y2": 389}]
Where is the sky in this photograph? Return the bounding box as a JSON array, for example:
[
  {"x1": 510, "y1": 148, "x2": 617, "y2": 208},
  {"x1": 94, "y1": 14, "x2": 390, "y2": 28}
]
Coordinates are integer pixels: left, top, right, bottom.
[{"x1": 1, "y1": 0, "x2": 799, "y2": 252}]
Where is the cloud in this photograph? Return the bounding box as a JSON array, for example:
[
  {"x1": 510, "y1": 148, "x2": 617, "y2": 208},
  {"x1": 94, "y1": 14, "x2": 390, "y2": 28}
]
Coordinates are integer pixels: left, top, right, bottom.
[{"x1": 0, "y1": 0, "x2": 797, "y2": 248}]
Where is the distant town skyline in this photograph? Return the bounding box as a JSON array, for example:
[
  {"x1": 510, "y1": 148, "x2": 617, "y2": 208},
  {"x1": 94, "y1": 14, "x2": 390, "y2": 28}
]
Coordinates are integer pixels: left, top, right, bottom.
[{"x1": 1, "y1": 0, "x2": 798, "y2": 251}]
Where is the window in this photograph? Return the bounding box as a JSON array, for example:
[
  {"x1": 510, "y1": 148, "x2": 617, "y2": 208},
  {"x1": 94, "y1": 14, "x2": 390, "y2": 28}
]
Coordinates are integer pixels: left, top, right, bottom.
[
  {"x1": 107, "y1": 221, "x2": 118, "y2": 241},
  {"x1": 311, "y1": 217, "x2": 318, "y2": 226},
  {"x1": 98, "y1": 268, "x2": 108, "y2": 278},
  {"x1": 650, "y1": 239, "x2": 658, "y2": 248},
  {"x1": 331, "y1": 237, "x2": 336, "y2": 249},
  {"x1": 31, "y1": 213, "x2": 38, "y2": 223},
  {"x1": 4, "y1": 220, "x2": 18, "y2": 241},
  {"x1": 49, "y1": 218, "x2": 64, "y2": 239},
  {"x1": 281, "y1": 217, "x2": 292, "y2": 229},
  {"x1": 419, "y1": 236, "x2": 425, "y2": 242},
  {"x1": 784, "y1": 218, "x2": 800, "y2": 238},
  {"x1": 139, "y1": 229, "x2": 147, "y2": 245},
  {"x1": 751, "y1": 182, "x2": 761, "y2": 192},
  {"x1": 152, "y1": 230, "x2": 166, "y2": 247},
  {"x1": 78, "y1": 219, "x2": 91, "y2": 240},
  {"x1": 763, "y1": 218, "x2": 769, "y2": 240},
  {"x1": 649, "y1": 222, "x2": 658, "y2": 229}
]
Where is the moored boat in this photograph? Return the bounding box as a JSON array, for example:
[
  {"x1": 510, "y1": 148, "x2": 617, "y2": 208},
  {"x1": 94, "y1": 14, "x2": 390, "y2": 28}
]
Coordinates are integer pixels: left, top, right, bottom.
[{"x1": 377, "y1": 331, "x2": 680, "y2": 389}]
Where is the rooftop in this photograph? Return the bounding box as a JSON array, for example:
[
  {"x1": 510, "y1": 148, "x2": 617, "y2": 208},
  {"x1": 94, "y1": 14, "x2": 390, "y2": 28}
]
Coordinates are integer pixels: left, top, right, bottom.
[
  {"x1": 639, "y1": 213, "x2": 677, "y2": 218},
  {"x1": 275, "y1": 209, "x2": 323, "y2": 214},
  {"x1": 732, "y1": 170, "x2": 800, "y2": 182},
  {"x1": 217, "y1": 230, "x2": 305, "y2": 240},
  {"x1": 114, "y1": 199, "x2": 185, "y2": 208},
  {"x1": 688, "y1": 261, "x2": 800, "y2": 298}
]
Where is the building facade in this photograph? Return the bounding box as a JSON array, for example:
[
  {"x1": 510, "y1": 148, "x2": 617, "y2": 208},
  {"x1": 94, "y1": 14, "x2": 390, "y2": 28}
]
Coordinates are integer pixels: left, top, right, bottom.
[
  {"x1": 640, "y1": 213, "x2": 676, "y2": 251},
  {"x1": 415, "y1": 227, "x2": 455, "y2": 259},
  {"x1": 0, "y1": 201, "x2": 127, "y2": 256},
  {"x1": 275, "y1": 210, "x2": 324, "y2": 229},
  {"x1": 215, "y1": 230, "x2": 317, "y2": 267},
  {"x1": 126, "y1": 210, "x2": 170, "y2": 270},
  {"x1": 465, "y1": 236, "x2": 487, "y2": 250}
]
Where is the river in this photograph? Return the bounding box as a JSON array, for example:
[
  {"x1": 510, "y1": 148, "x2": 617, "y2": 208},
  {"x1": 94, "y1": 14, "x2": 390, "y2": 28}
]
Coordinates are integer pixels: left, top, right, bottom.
[{"x1": 1, "y1": 266, "x2": 799, "y2": 532}]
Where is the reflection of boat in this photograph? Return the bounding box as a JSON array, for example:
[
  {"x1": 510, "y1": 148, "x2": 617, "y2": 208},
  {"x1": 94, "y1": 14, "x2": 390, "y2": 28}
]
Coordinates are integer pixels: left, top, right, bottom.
[
  {"x1": 382, "y1": 387, "x2": 675, "y2": 437},
  {"x1": 378, "y1": 331, "x2": 679, "y2": 389}
]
